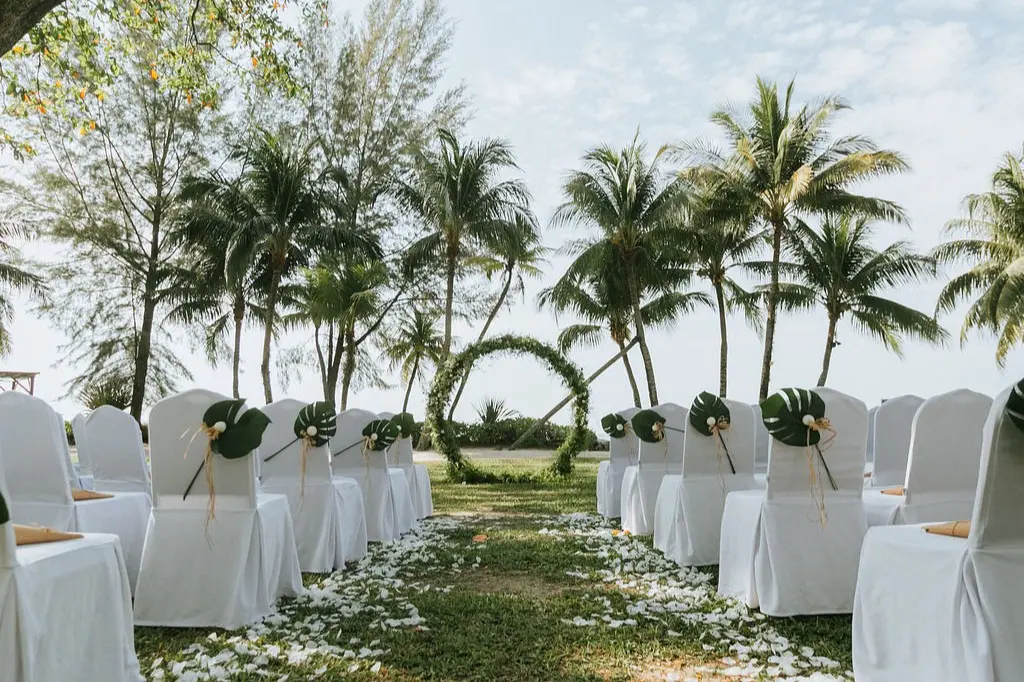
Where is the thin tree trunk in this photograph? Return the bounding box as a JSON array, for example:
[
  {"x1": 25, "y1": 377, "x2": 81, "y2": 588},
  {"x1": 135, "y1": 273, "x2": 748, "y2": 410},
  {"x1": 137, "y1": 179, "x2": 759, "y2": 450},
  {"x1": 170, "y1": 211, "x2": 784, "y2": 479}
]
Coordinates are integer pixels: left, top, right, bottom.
[
  {"x1": 817, "y1": 314, "x2": 839, "y2": 387},
  {"x1": 402, "y1": 356, "x2": 420, "y2": 414},
  {"x1": 442, "y1": 249, "x2": 456, "y2": 359},
  {"x1": 340, "y1": 326, "x2": 356, "y2": 410},
  {"x1": 508, "y1": 338, "x2": 639, "y2": 450},
  {"x1": 628, "y1": 268, "x2": 658, "y2": 405},
  {"x1": 326, "y1": 323, "x2": 343, "y2": 405},
  {"x1": 618, "y1": 338, "x2": 642, "y2": 408},
  {"x1": 231, "y1": 294, "x2": 245, "y2": 400},
  {"x1": 714, "y1": 281, "x2": 729, "y2": 397},
  {"x1": 758, "y1": 220, "x2": 784, "y2": 401},
  {"x1": 446, "y1": 265, "x2": 512, "y2": 421},
  {"x1": 261, "y1": 270, "x2": 281, "y2": 404},
  {"x1": 129, "y1": 292, "x2": 157, "y2": 423},
  {"x1": 313, "y1": 323, "x2": 328, "y2": 401}
]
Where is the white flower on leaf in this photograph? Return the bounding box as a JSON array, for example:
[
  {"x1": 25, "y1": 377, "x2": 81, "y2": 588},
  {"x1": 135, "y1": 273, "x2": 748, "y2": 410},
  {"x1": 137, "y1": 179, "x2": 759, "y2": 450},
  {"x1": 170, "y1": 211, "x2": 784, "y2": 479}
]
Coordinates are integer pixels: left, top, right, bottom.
[
  {"x1": 212, "y1": 421, "x2": 227, "y2": 433},
  {"x1": 370, "y1": 432, "x2": 378, "y2": 441},
  {"x1": 706, "y1": 416, "x2": 717, "y2": 426},
  {"x1": 802, "y1": 414, "x2": 815, "y2": 426},
  {"x1": 306, "y1": 425, "x2": 318, "y2": 437},
  {"x1": 616, "y1": 424, "x2": 624, "y2": 431}
]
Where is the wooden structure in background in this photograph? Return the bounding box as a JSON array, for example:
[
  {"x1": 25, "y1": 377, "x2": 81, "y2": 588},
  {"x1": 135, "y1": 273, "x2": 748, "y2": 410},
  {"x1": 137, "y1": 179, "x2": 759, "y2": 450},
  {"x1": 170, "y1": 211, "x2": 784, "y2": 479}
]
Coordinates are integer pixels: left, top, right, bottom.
[{"x1": 0, "y1": 371, "x2": 37, "y2": 395}]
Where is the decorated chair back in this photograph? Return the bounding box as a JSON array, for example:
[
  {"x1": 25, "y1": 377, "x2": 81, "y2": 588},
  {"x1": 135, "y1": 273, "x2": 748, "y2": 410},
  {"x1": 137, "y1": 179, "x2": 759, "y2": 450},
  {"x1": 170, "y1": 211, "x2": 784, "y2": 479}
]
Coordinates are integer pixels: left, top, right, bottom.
[
  {"x1": 682, "y1": 397, "x2": 756, "y2": 477},
  {"x1": 870, "y1": 394, "x2": 924, "y2": 487},
  {"x1": 764, "y1": 387, "x2": 868, "y2": 499},
  {"x1": 608, "y1": 407, "x2": 641, "y2": 467},
  {"x1": 76, "y1": 405, "x2": 150, "y2": 494},
  {"x1": 0, "y1": 392, "x2": 75, "y2": 524},
  {"x1": 148, "y1": 389, "x2": 257, "y2": 511},
  {"x1": 970, "y1": 383, "x2": 1024, "y2": 549},
  {"x1": 70, "y1": 412, "x2": 93, "y2": 475},
  {"x1": 259, "y1": 399, "x2": 333, "y2": 485},
  {"x1": 751, "y1": 403, "x2": 770, "y2": 474},
  {"x1": 377, "y1": 411, "x2": 413, "y2": 467},
  {"x1": 904, "y1": 389, "x2": 992, "y2": 498},
  {"x1": 636, "y1": 402, "x2": 687, "y2": 466},
  {"x1": 332, "y1": 408, "x2": 384, "y2": 472}
]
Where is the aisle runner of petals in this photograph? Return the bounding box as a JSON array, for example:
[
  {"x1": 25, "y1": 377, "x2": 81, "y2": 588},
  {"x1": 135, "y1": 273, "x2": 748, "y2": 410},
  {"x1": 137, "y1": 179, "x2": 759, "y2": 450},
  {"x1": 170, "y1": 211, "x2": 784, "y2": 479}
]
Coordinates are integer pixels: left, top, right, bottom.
[{"x1": 543, "y1": 513, "x2": 852, "y2": 681}]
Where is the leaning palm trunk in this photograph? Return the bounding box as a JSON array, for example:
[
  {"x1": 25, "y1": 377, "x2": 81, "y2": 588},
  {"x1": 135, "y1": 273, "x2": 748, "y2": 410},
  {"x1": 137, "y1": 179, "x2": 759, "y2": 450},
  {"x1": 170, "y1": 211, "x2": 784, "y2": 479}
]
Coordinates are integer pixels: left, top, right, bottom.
[
  {"x1": 402, "y1": 356, "x2": 420, "y2": 414},
  {"x1": 758, "y1": 221, "x2": 785, "y2": 401},
  {"x1": 628, "y1": 269, "x2": 658, "y2": 405},
  {"x1": 231, "y1": 295, "x2": 245, "y2": 400},
  {"x1": 446, "y1": 266, "x2": 513, "y2": 421},
  {"x1": 714, "y1": 281, "x2": 729, "y2": 397},
  {"x1": 817, "y1": 314, "x2": 839, "y2": 386},
  {"x1": 617, "y1": 338, "x2": 642, "y2": 408},
  {"x1": 261, "y1": 271, "x2": 281, "y2": 404}
]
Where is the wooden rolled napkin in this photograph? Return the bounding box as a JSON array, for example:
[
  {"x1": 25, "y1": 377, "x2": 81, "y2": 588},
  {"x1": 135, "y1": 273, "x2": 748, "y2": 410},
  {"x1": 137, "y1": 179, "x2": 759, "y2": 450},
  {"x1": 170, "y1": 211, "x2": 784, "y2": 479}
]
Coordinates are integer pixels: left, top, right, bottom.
[
  {"x1": 14, "y1": 525, "x2": 84, "y2": 545},
  {"x1": 71, "y1": 489, "x2": 114, "y2": 501},
  {"x1": 880, "y1": 486, "x2": 905, "y2": 496},
  {"x1": 924, "y1": 521, "x2": 970, "y2": 539}
]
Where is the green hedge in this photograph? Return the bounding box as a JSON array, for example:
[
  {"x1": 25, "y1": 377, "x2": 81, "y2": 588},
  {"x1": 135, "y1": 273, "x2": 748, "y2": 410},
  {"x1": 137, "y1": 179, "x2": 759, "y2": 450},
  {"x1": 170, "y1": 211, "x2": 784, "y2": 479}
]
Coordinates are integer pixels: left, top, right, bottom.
[{"x1": 411, "y1": 417, "x2": 597, "y2": 451}]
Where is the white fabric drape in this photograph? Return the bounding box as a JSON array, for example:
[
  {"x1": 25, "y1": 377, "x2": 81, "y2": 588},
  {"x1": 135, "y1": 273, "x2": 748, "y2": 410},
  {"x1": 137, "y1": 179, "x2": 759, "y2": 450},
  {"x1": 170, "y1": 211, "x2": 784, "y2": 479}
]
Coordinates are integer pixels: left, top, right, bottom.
[
  {"x1": 378, "y1": 414, "x2": 433, "y2": 521},
  {"x1": 718, "y1": 387, "x2": 869, "y2": 616},
  {"x1": 73, "y1": 406, "x2": 151, "y2": 496},
  {"x1": 868, "y1": 395, "x2": 923, "y2": 487},
  {"x1": 596, "y1": 407, "x2": 640, "y2": 519},
  {"x1": 620, "y1": 403, "x2": 687, "y2": 535},
  {"x1": 854, "y1": 384, "x2": 1024, "y2": 681}
]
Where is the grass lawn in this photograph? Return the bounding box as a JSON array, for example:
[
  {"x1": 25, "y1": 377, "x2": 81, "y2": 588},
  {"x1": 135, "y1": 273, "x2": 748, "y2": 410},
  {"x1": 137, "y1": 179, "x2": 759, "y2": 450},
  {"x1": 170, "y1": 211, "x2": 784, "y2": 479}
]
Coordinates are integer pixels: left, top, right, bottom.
[{"x1": 135, "y1": 458, "x2": 853, "y2": 681}]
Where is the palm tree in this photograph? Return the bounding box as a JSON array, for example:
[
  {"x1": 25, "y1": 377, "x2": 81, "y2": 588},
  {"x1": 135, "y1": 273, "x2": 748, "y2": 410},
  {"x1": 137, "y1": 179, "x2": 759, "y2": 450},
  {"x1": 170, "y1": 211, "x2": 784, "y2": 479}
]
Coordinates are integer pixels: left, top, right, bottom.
[
  {"x1": 553, "y1": 134, "x2": 690, "y2": 405},
  {"x1": 394, "y1": 128, "x2": 532, "y2": 367},
  {"x1": 0, "y1": 220, "x2": 45, "y2": 356},
  {"x1": 934, "y1": 149, "x2": 1024, "y2": 365},
  {"x1": 178, "y1": 131, "x2": 378, "y2": 403},
  {"x1": 684, "y1": 77, "x2": 909, "y2": 399},
  {"x1": 538, "y1": 266, "x2": 710, "y2": 408},
  {"x1": 446, "y1": 214, "x2": 548, "y2": 421},
  {"x1": 746, "y1": 214, "x2": 945, "y2": 385},
  {"x1": 384, "y1": 307, "x2": 444, "y2": 413}
]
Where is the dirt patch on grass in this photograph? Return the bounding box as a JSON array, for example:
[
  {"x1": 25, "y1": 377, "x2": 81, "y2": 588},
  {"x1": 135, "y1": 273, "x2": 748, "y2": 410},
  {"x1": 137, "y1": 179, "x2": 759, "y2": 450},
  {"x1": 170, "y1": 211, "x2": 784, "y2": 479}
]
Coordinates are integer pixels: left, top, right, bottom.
[
  {"x1": 627, "y1": 659, "x2": 728, "y2": 681},
  {"x1": 458, "y1": 568, "x2": 571, "y2": 598}
]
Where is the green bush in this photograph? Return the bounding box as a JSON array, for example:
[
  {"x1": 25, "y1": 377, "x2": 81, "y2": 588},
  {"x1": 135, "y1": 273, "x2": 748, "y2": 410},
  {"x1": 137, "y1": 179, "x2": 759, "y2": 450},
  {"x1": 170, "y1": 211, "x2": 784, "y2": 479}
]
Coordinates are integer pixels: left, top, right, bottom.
[{"x1": 412, "y1": 417, "x2": 596, "y2": 451}]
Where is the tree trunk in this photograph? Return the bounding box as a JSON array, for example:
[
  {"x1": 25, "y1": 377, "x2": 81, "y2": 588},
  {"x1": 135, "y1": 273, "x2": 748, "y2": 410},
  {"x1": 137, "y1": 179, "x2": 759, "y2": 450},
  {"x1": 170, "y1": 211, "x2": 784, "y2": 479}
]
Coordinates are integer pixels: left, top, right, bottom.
[
  {"x1": 446, "y1": 265, "x2": 512, "y2": 421},
  {"x1": 402, "y1": 356, "x2": 420, "y2": 414},
  {"x1": 261, "y1": 269, "x2": 281, "y2": 404},
  {"x1": 508, "y1": 338, "x2": 639, "y2": 450},
  {"x1": 618, "y1": 338, "x2": 642, "y2": 408},
  {"x1": 628, "y1": 268, "x2": 658, "y2": 406},
  {"x1": 441, "y1": 249, "x2": 456, "y2": 359},
  {"x1": 325, "y1": 323, "x2": 342, "y2": 406},
  {"x1": 714, "y1": 280, "x2": 729, "y2": 397},
  {"x1": 129, "y1": 291, "x2": 157, "y2": 423},
  {"x1": 817, "y1": 314, "x2": 839, "y2": 387},
  {"x1": 340, "y1": 326, "x2": 356, "y2": 410},
  {"x1": 0, "y1": 0, "x2": 64, "y2": 58},
  {"x1": 231, "y1": 293, "x2": 245, "y2": 400},
  {"x1": 758, "y1": 220, "x2": 784, "y2": 401}
]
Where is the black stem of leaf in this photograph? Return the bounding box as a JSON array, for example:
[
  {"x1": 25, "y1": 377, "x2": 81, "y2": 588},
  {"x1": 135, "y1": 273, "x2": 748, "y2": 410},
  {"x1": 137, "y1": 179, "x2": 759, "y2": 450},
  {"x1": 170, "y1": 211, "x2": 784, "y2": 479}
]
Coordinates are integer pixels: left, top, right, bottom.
[
  {"x1": 263, "y1": 436, "x2": 300, "y2": 463},
  {"x1": 717, "y1": 430, "x2": 736, "y2": 475},
  {"x1": 331, "y1": 438, "x2": 364, "y2": 458},
  {"x1": 664, "y1": 425, "x2": 685, "y2": 433},
  {"x1": 182, "y1": 461, "x2": 205, "y2": 501},
  {"x1": 815, "y1": 444, "x2": 838, "y2": 491}
]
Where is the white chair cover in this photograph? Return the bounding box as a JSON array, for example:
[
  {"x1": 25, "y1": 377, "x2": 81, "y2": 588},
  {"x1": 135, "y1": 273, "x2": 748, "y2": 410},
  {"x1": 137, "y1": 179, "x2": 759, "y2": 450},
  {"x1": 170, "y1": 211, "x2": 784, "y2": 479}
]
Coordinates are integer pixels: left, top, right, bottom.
[
  {"x1": 596, "y1": 407, "x2": 640, "y2": 519},
  {"x1": 853, "y1": 384, "x2": 1024, "y2": 681},
  {"x1": 0, "y1": 392, "x2": 149, "y2": 593},
  {"x1": 132, "y1": 389, "x2": 303, "y2": 628},
  {"x1": 864, "y1": 389, "x2": 992, "y2": 526},
  {"x1": 865, "y1": 404, "x2": 878, "y2": 468},
  {"x1": 332, "y1": 409, "x2": 415, "y2": 542},
  {"x1": 0, "y1": 444, "x2": 143, "y2": 682},
  {"x1": 869, "y1": 395, "x2": 924, "y2": 487},
  {"x1": 259, "y1": 399, "x2": 368, "y2": 572},
  {"x1": 753, "y1": 404, "x2": 770, "y2": 476},
  {"x1": 70, "y1": 412, "x2": 93, "y2": 478},
  {"x1": 655, "y1": 399, "x2": 757, "y2": 566},
  {"x1": 379, "y1": 412, "x2": 432, "y2": 520},
  {"x1": 73, "y1": 406, "x2": 151, "y2": 495},
  {"x1": 718, "y1": 387, "x2": 868, "y2": 616},
  {"x1": 620, "y1": 403, "x2": 687, "y2": 535}
]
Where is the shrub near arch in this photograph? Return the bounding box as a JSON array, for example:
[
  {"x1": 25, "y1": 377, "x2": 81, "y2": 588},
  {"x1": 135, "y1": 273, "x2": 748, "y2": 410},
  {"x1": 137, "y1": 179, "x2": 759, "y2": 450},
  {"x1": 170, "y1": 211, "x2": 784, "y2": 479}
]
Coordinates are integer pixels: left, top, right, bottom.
[{"x1": 426, "y1": 334, "x2": 591, "y2": 481}]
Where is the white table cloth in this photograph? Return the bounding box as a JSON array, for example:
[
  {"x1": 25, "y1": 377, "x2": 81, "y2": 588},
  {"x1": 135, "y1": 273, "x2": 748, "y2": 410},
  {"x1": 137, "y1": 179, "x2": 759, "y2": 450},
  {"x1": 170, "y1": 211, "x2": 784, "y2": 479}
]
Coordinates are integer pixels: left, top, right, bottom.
[{"x1": 620, "y1": 403, "x2": 687, "y2": 535}]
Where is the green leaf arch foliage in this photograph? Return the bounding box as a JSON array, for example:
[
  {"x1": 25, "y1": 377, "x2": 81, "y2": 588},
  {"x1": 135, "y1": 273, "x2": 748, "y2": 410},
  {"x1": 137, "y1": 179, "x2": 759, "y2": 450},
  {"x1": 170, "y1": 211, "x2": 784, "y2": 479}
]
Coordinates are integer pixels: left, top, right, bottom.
[{"x1": 426, "y1": 334, "x2": 591, "y2": 481}]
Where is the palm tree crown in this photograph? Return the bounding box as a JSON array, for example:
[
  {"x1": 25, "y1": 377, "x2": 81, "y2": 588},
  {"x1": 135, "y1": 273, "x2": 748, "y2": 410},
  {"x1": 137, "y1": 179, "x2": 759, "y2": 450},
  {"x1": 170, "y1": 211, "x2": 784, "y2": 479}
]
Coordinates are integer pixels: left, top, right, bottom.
[{"x1": 384, "y1": 307, "x2": 445, "y2": 414}]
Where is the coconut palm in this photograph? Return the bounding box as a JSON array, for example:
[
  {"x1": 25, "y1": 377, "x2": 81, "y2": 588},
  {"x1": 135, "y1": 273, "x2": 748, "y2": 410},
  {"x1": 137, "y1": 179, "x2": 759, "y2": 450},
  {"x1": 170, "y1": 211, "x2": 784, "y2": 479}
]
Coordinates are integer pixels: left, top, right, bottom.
[
  {"x1": 446, "y1": 214, "x2": 548, "y2": 421},
  {"x1": 745, "y1": 214, "x2": 945, "y2": 385},
  {"x1": 384, "y1": 307, "x2": 444, "y2": 414},
  {"x1": 177, "y1": 131, "x2": 378, "y2": 403},
  {"x1": 553, "y1": 134, "x2": 691, "y2": 405},
  {"x1": 393, "y1": 129, "x2": 532, "y2": 367},
  {"x1": 0, "y1": 220, "x2": 45, "y2": 356},
  {"x1": 684, "y1": 77, "x2": 909, "y2": 399},
  {"x1": 933, "y1": 149, "x2": 1024, "y2": 365}
]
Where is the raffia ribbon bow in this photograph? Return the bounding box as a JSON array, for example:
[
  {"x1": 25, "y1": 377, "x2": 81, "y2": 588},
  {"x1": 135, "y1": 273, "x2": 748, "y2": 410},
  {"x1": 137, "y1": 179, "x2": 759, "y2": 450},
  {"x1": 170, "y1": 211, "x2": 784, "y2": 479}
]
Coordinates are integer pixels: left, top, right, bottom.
[
  {"x1": 183, "y1": 419, "x2": 227, "y2": 526},
  {"x1": 804, "y1": 415, "x2": 838, "y2": 527}
]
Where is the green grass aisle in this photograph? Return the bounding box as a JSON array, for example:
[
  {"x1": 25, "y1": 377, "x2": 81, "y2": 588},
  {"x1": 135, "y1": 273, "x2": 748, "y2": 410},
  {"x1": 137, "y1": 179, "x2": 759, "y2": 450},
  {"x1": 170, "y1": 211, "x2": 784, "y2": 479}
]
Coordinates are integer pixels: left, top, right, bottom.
[{"x1": 136, "y1": 460, "x2": 853, "y2": 681}]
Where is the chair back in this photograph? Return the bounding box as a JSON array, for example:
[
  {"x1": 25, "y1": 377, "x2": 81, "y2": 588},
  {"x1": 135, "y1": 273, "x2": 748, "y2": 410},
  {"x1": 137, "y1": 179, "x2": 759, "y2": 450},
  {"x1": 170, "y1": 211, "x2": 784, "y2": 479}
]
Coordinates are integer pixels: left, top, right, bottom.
[
  {"x1": 682, "y1": 398, "x2": 756, "y2": 477},
  {"x1": 76, "y1": 406, "x2": 151, "y2": 494},
  {"x1": 259, "y1": 399, "x2": 333, "y2": 485},
  {"x1": 332, "y1": 408, "x2": 384, "y2": 472},
  {"x1": 871, "y1": 394, "x2": 924, "y2": 487},
  {"x1": 608, "y1": 407, "x2": 641, "y2": 467},
  {"x1": 636, "y1": 403, "x2": 687, "y2": 467}
]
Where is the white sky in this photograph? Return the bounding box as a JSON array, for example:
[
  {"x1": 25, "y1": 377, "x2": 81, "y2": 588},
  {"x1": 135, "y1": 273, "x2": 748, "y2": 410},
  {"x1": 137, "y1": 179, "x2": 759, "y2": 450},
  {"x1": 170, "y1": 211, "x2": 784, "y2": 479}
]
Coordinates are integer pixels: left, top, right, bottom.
[{"x1": 5, "y1": 0, "x2": 1024, "y2": 430}]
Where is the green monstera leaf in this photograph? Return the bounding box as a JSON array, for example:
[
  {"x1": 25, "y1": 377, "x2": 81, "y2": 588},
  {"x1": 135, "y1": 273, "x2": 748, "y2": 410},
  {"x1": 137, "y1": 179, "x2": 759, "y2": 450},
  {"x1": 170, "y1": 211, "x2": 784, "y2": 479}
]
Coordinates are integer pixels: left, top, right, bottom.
[
  {"x1": 632, "y1": 409, "x2": 667, "y2": 443},
  {"x1": 689, "y1": 392, "x2": 731, "y2": 437},
  {"x1": 760, "y1": 388, "x2": 826, "y2": 447},
  {"x1": 1005, "y1": 378, "x2": 1024, "y2": 435},
  {"x1": 601, "y1": 413, "x2": 629, "y2": 439},
  {"x1": 0, "y1": 490, "x2": 8, "y2": 526},
  {"x1": 294, "y1": 401, "x2": 337, "y2": 448},
  {"x1": 390, "y1": 412, "x2": 416, "y2": 439},
  {"x1": 203, "y1": 399, "x2": 271, "y2": 459},
  {"x1": 363, "y1": 419, "x2": 400, "y2": 452}
]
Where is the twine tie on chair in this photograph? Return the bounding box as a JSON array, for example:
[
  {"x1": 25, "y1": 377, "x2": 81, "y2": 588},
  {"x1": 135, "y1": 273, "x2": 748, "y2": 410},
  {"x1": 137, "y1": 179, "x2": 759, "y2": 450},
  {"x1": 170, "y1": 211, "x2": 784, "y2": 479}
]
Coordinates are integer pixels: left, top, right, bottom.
[
  {"x1": 709, "y1": 417, "x2": 735, "y2": 497},
  {"x1": 804, "y1": 416, "x2": 838, "y2": 527},
  {"x1": 181, "y1": 420, "x2": 226, "y2": 528}
]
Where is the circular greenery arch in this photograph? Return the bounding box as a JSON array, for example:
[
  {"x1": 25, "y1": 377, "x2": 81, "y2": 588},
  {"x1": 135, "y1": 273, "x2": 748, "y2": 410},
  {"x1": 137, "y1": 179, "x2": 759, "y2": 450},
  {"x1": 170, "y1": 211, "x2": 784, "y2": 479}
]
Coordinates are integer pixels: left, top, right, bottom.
[{"x1": 426, "y1": 334, "x2": 591, "y2": 482}]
